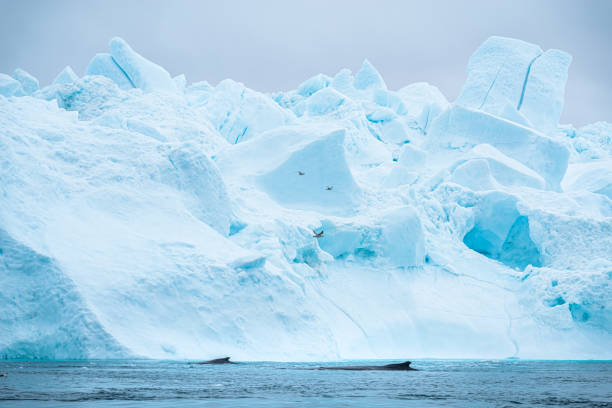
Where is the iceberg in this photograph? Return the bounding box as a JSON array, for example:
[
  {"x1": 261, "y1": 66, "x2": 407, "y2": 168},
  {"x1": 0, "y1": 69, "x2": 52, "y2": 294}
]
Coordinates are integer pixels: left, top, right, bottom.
[
  {"x1": 257, "y1": 129, "x2": 362, "y2": 215},
  {"x1": 317, "y1": 206, "x2": 425, "y2": 267},
  {"x1": 0, "y1": 73, "x2": 23, "y2": 97},
  {"x1": 202, "y1": 79, "x2": 294, "y2": 144},
  {"x1": 86, "y1": 53, "x2": 135, "y2": 90},
  {"x1": 456, "y1": 36, "x2": 543, "y2": 113},
  {"x1": 53, "y1": 65, "x2": 79, "y2": 85},
  {"x1": 427, "y1": 105, "x2": 569, "y2": 190},
  {"x1": 297, "y1": 73, "x2": 331, "y2": 97},
  {"x1": 12, "y1": 68, "x2": 39, "y2": 95},
  {"x1": 519, "y1": 49, "x2": 572, "y2": 132},
  {"x1": 448, "y1": 144, "x2": 547, "y2": 191},
  {"x1": 109, "y1": 37, "x2": 177, "y2": 93},
  {"x1": 306, "y1": 87, "x2": 346, "y2": 116},
  {"x1": 562, "y1": 160, "x2": 612, "y2": 199},
  {"x1": 353, "y1": 59, "x2": 386, "y2": 90},
  {"x1": 0, "y1": 36, "x2": 610, "y2": 361},
  {"x1": 397, "y1": 82, "x2": 449, "y2": 132},
  {"x1": 456, "y1": 36, "x2": 571, "y2": 134}
]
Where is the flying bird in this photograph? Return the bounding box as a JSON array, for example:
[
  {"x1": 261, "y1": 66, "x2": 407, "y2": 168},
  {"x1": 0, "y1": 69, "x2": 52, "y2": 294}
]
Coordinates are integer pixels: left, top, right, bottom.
[
  {"x1": 325, "y1": 186, "x2": 333, "y2": 190},
  {"x1": 298, "y1": 171, "x2": 305, "y2": 175},
  {"x1": 313, "y1": 230, "x2": 324, "y2": 238}
]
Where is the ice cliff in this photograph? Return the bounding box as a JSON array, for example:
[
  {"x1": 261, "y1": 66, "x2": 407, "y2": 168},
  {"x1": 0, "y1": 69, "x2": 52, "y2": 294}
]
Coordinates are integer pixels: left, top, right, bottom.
[{"x1": 0, "y1": 36, "x2": 610, "y2": 360}]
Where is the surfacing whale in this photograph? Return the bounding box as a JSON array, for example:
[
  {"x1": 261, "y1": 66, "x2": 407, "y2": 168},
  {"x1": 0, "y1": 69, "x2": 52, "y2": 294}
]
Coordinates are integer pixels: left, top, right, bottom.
[
  {"x1": 196, "y1": 357, "x2": 236, "y2": 365},
  {"x1": 317, "y1": 361, "x2": 417, "y2": 371}
]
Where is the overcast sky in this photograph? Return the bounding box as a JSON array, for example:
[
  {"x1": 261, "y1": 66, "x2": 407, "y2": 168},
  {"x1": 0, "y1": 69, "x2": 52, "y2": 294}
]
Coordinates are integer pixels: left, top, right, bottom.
[{"x1": 1, "y1": 0, "x2": 610, "y2": 126}]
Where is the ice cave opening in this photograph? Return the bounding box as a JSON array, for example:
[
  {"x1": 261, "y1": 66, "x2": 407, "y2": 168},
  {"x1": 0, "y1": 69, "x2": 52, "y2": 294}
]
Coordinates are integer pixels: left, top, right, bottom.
[{"x1": 463, "y1": 195, "x2": 542, "y2": 270}]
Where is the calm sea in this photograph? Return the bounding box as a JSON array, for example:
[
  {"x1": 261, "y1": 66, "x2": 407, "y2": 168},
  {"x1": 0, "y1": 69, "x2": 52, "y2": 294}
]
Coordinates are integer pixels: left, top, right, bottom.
[{"x1": 1, "y1": 360, "x2": 610, "y2": 407}]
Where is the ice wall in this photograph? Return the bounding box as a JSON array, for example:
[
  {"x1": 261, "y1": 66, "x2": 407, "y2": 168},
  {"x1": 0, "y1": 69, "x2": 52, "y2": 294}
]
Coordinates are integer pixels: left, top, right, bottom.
[{"x1": 0, "y1": 36, "x2": 610, "y2": 361}]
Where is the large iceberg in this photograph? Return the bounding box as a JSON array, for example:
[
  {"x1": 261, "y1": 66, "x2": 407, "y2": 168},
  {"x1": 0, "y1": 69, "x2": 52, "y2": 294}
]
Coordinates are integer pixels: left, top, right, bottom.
[
  {"x1": 0, "y1": 36, "x2": 610, "y2": 361},
  {"x1": 456, "y1": 36, "x2": 571, "y2": 134}
]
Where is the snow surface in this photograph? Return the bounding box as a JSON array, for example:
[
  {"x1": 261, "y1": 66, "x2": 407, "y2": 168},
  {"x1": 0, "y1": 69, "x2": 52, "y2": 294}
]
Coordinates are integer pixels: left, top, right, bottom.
[{"x1": 0, "y1": 36, "x2": 610, "y2": 361}]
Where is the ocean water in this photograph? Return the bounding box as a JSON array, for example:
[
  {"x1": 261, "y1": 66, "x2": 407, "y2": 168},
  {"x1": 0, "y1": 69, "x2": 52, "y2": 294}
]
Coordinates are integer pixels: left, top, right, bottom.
[{"x1": 0, "y1": 360, "x2": 610, "y2": 407}]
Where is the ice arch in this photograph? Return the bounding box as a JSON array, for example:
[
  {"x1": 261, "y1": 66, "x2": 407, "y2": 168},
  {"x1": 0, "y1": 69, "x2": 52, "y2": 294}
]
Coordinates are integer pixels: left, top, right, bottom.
[{"x1": 463, "y1": 193, "x2": 542, "y2": 270}]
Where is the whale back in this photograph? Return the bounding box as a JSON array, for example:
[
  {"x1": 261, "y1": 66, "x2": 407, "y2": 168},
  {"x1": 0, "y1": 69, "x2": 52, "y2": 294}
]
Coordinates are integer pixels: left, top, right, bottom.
[
  {"x1": 381, "y1": 361, "x2": 414, "y2": 370},
  {"x1": 197, "y1": 357, "x2": 233, "y2": 364}
]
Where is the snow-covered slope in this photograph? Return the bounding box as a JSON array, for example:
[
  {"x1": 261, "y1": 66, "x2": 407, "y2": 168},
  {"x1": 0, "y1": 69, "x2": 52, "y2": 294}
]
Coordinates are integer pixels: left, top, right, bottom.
[{"x1": 0, "y1": 36, "x2": 610, "y2": 360}]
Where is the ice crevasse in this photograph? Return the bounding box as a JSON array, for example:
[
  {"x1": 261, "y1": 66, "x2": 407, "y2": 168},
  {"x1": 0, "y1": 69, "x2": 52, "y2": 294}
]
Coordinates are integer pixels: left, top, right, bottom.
[{"x1": 0, "y1": 36, "x2": 610, "y2": 361}]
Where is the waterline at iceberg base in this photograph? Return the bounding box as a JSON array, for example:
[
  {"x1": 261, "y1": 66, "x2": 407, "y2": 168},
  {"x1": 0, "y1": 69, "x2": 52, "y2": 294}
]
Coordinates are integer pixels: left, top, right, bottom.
[{"x1": 0, "y1": 36, "x2": 610, "y2": 361}]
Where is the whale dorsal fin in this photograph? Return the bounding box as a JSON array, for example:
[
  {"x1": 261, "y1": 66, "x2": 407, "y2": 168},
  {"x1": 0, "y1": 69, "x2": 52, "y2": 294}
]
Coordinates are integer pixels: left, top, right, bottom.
[
  {"x1": 197, "y1": 356, "x2": 233, "y2": 364},
  {"x1": 383, "y1": 361, "x2": 413, "y2": 369}
]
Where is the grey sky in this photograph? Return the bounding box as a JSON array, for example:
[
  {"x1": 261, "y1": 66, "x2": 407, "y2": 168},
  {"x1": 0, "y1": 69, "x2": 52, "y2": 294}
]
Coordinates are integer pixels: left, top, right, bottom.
[{"x1": 1, "y1": 0, "x2": 610, "y2": 126}]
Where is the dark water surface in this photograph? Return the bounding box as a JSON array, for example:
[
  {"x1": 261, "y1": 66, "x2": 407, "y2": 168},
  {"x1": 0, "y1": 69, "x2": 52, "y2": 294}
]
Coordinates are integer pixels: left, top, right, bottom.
[{"x1": 0, "y1": 360, "x2": 610, "y2": 407}]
